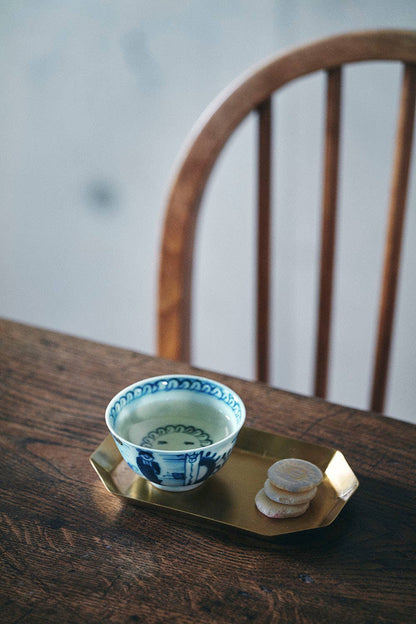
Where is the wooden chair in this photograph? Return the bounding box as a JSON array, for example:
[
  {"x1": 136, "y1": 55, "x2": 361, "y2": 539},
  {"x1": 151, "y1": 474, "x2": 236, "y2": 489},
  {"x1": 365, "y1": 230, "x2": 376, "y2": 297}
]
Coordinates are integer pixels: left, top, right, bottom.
[{"x1": 157, "y1": 29, "x2": 416, "y2": 413}]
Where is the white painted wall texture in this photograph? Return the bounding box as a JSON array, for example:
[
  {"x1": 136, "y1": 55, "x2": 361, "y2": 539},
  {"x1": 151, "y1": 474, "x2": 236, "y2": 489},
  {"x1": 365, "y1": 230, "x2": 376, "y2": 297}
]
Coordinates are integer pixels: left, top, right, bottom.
[{"x1": 1, "y1": 1, "x2": 415, "y2": 422}]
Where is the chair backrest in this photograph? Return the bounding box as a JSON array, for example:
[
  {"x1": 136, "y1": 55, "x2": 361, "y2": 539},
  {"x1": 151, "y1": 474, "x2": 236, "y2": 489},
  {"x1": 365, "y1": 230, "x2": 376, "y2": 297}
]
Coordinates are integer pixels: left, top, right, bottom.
[{"x1": 157, "y1": 29, "x2": 416, "y2": 414}]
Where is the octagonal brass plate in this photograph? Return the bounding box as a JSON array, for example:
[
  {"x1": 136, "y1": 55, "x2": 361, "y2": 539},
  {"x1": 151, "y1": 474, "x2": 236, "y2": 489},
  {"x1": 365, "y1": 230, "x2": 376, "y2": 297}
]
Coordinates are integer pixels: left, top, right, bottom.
[{"x1": 90, "y1": 426, "x2": 358, "y2": 538}]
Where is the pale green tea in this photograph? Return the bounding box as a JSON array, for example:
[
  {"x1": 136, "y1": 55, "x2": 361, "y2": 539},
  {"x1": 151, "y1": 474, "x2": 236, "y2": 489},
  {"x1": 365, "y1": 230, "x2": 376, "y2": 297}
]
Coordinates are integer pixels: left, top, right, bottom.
[{"x1": 115, "y1": 394, "x2": 233, "y2": 451}]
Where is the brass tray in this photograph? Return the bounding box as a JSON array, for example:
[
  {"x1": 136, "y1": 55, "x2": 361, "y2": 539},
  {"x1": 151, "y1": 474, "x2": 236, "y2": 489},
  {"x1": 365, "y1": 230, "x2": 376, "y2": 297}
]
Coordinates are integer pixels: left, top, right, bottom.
[{"x1": 90, "y1": 427, "x2": 359, "y2": 538}]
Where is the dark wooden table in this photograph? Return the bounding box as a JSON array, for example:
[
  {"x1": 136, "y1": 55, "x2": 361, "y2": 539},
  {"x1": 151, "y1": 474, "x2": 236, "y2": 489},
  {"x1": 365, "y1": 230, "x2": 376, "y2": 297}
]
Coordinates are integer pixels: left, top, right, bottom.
[{"x1": 1, "y1": 319, "x2": 415, "y2": 624}]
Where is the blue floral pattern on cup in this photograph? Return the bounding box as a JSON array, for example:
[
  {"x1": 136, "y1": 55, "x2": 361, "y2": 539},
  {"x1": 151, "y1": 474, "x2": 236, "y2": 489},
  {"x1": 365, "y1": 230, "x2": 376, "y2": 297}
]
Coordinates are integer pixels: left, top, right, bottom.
[
  {"x1": 140, "y1": 424, "x2": 213, "y2": 448},
  {"x1": 105, "y1": 375, "x2": 246, "y2": 491}
]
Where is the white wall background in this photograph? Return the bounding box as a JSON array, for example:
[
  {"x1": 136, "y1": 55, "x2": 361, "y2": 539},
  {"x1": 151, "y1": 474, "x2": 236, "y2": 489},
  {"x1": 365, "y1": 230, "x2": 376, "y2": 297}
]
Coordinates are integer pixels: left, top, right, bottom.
[{"x1": 1, "y1": 1, "x2": 415, "y2": 422}]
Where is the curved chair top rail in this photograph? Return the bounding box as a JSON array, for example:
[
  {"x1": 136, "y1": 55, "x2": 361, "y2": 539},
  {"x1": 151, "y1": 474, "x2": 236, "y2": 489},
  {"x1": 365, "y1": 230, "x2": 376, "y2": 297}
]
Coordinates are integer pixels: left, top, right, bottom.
[
  {"x1": 158, "y1": 29, "x2": 416, "y2": 414},
  {"x1": 164, "y1": 29, "x2": 416, "y2": 208}
]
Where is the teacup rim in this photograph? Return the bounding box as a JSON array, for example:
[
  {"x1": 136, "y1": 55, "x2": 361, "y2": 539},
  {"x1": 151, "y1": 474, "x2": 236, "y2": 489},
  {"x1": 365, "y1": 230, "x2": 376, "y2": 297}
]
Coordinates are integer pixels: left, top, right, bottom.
[{"x1": 105, "y1": 373, "x2": 246, "y2": 454}]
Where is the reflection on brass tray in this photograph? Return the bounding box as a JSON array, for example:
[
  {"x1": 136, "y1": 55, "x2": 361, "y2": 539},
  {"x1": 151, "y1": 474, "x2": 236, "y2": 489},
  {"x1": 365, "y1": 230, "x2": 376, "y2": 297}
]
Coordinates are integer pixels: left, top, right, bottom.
[{"x1": 90, "y1": 426, "x2": 359, "y2": 538}]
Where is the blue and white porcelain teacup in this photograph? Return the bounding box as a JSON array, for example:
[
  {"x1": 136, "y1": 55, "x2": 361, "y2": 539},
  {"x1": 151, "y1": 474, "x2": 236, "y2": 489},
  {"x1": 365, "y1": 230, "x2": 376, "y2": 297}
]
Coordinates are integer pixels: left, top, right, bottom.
[{"x1": 105, "y1": 374, "x2": 246, "y2": 491}]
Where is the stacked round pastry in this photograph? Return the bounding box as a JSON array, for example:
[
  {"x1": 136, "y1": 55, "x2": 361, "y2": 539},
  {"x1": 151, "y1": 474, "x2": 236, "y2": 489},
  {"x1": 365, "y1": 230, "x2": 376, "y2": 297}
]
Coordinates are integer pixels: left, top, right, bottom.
[{"x1": 255, "y1": 458, "x2": 323, "y2": 519}]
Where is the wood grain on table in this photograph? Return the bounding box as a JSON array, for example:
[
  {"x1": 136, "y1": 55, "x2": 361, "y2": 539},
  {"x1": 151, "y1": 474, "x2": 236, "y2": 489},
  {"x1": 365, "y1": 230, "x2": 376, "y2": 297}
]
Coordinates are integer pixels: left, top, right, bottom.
[{"x1": 0, "y1": 319, "x2": 415, "y2": 623}]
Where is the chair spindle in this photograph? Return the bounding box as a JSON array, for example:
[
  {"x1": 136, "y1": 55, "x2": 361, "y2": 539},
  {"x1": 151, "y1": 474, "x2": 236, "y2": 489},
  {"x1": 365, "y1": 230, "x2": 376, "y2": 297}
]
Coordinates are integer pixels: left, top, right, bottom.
[
  {"x1": 314, "y1": 66, "x2": 343, "y2": 399},
  {"x1": 371, "y1": 63, "x2": 416, "y2": 412},
  {"x1": 256, "y1": 97, "x2": 273, "y2": 383}
]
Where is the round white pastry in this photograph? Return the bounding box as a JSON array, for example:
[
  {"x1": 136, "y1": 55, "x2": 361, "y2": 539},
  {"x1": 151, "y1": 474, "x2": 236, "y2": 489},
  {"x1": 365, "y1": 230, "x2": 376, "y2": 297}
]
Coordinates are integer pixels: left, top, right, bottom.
[
  {"x1": 267, "y1": 458, "x2": 323, "y2": 493},
  {"x1": 263, "y1": 478, "x2": 317, "y2": 504},
  {"x1": 255, "y1": 488, "x2": 310, "y2": 519}
]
